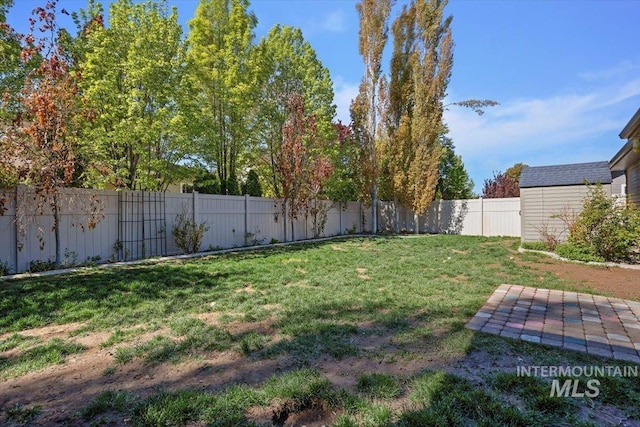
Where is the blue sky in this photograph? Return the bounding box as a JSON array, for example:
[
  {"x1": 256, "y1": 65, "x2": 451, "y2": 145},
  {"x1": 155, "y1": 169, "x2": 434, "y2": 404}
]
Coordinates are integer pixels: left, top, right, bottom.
[{"x1": 8, "y1": 0, "x2": 640, "y2": 192}]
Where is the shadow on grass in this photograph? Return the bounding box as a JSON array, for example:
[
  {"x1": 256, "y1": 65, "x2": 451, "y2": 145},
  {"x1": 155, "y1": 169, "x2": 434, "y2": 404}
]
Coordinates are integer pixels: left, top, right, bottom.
[
  {"x1": 0, "y1": 264, "x2": 240, "y2": 332},
  {"x1": 0, "y1": 237, "x2": 395, "y2": 332}
]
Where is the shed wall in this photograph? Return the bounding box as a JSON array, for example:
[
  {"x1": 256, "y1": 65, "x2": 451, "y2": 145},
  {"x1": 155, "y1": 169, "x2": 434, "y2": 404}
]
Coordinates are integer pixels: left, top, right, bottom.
[
  {"x1": 520, "y1": 184, "x2": 612, "y2": 242},
  {"x1": 611, "y1": 172, "x2": 627, "y2": 197}
]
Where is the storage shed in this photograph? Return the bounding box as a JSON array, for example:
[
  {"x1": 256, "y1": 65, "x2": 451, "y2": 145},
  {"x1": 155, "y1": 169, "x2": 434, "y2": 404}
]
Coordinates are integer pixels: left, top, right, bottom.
[{"x1": 519, "y1": 161, "x2": 624, "y2": 242}]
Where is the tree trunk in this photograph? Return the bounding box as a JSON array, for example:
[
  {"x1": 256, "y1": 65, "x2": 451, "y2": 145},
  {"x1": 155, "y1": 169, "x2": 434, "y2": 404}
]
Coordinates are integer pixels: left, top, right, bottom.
[{"x1": 290, "y1": 210, "x2": 295, "y2": 241}]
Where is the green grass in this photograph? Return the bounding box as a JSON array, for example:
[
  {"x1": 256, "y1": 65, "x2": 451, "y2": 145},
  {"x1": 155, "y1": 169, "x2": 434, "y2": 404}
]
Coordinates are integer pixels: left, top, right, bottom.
[
  {"x1": 0, "y1": 338, "x2": 84, "y2": 379},
  {"x1": 2, "y1": 403, "x2": 41, "y2": 426},
  {"x1": 2, "y1": 235, "x2": 638, "y2": 425},
  {"x1": 80, "y1": 390, "x2": 141, "y2": 420},
  {"x1": 238, "y1": 331, "x2": 269, "y2": 355},
  {"x1": 99, "y1": 327, "x2": 146, "y2": 348},
  {"x1": 357, "y1": 372, "x2": 402, "y2": 399},
  {"x1": 75, "y1": 367, "x2": 610, "y2": 426},
  {"x1": 0, "y1": 333, "x2": 41, "y2": 352},
  {"x1": 521, "y1": 241, "x2": 549, "y2": 251},
  {"x1": 109, "y1": 318, "x2": 237, "y2": 366}
]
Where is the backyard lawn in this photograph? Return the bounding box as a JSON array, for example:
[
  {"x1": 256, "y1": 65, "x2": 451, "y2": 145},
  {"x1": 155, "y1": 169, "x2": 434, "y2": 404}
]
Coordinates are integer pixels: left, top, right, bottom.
[{"x1": 1, "y1": 235, "x2": 639, "y2": 426}]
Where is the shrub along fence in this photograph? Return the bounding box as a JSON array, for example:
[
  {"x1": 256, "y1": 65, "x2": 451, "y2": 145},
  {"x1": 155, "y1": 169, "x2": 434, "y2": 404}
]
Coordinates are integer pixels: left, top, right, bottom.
[{"x1": 0, "y1": 187, "x2": 520, "y2": 274}]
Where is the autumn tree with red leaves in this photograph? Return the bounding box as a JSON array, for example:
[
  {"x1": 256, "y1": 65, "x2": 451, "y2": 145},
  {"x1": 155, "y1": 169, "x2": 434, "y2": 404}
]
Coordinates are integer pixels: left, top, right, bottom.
[
  {"x1": 482, "y1": 171, "x2": 520, "y2": 198},
  {"x1": 276, "y1": 93, "x2": 333, "y2": 240},
  {"x1": 0, "y1": 1, "x2": 101, "y2": 266}
]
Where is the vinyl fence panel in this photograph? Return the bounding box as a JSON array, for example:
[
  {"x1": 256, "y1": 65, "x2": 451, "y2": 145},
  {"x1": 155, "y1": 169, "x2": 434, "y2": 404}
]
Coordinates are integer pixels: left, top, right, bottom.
[{"x1": 1, "y1": 187, "x2": 520, "y2": 274}]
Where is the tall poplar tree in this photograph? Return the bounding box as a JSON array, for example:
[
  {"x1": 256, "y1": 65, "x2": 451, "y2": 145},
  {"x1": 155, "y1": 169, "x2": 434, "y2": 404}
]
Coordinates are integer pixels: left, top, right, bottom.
[
  {"x1": 187, "y1": 0, "x2": 257, "y2": 195},
  {"x1": 385, "y1": 0, "x2": 453, "y2": 216},
  {"x1": 354, "y1": 0, "x2": 392, "y2": 233}
]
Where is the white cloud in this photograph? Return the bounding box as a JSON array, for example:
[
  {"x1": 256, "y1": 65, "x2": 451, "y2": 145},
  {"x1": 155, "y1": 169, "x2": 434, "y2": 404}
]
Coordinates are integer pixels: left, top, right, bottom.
[
  {"x1": 445, "y1": 77, "x2": 640, "y2": 160},
  {"x1": 321, "y1": 10, "x2": 347, "y2": 33},
  {"x1": 333, "y1": 76, "x2": 359, "y2": 124},
  {"x1": 578, "y1": 60, "x2": 640, "y2": 82},
  {"x1": 444, "y1": 77, "x2": 640, "y2": 191}
]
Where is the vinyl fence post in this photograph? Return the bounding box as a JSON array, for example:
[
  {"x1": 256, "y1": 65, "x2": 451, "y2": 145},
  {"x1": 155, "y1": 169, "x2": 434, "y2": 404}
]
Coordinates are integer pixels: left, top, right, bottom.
[
  {"x1": 283, "y1": 201, "x2": 288, "y2": 243},
  {"x1": 14, "y1": 186, "x2": 19, "y2": 273},
  {"x1": 339, "y1": 201, "x2": 342, "y2": 236},
  {"x1": 312, "y1": 199, "x2": 317, "y2": 238},
  {"x1": 244, "y1": 194, "x2": 249, "y2": 246},
  {"x1": 480, "y1": 197, "x2": 484, "y2": 236},
  {"x1": 394, "y1": 201, "x2": 399, "y2": 234},
  {"x1": 192, "y1": 191, "x2": 199, "y2": 224}
]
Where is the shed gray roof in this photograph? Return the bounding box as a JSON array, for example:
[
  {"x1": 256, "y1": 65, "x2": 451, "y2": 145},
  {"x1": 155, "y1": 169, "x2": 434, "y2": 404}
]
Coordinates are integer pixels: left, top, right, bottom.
[{"x1": 519, "y1": 161, "x2": 612, "y2": 188}]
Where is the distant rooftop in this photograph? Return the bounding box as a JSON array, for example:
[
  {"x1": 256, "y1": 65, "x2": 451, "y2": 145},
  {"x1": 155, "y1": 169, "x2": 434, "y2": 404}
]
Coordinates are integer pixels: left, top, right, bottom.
[{"x1": 519, "y1": 161, "x2": 612, "y2": 188}]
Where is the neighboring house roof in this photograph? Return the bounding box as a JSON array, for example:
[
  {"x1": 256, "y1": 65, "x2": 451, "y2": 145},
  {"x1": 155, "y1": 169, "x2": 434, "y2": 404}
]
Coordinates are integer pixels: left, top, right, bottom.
[
  {"x1": 519, "y1": 161, "x2": 612, "y2": 188},
  {"x1": 610, "y1": 108, "x2": 640, "y2": 171}
]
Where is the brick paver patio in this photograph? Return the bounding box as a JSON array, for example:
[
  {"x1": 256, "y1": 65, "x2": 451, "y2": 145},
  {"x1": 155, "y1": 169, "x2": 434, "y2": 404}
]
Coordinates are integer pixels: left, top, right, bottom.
[{"x1": 466, "y1": 284, "x2": 640, "y2": 364}]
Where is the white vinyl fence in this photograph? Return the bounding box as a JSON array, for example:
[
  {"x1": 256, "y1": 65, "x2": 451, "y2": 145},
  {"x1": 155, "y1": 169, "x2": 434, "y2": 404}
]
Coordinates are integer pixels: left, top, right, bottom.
[
  {"x1": 378, "y1": 198, "x2": 521, "y2": 236},
  {"x1": 0, "y1": 187, "x2": 520, "y2": 274}
]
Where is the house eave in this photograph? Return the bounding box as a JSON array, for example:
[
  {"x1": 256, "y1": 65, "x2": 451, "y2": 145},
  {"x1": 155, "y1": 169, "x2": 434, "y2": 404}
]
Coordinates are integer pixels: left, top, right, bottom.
[
  {"x1": 610, "y1": 140, "x2": 633, "y2": 171},
  {"x1": 619, "y1": 108, "x2": 640, "y2": 139}
]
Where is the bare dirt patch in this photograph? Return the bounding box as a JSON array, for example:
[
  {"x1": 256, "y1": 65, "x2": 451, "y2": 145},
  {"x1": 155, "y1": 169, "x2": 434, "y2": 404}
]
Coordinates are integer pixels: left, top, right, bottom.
[
  {"x1": 356, "y1": 267, "x2": 371, "y2": 279},
  {"x1": 451, "y1": 249, "x2": 468, "y2": 255},
  {"x1": 246, "y1": 398, "x2": 339, "y2": 427},
  {"x1": 519, "y1": 256, "x2": 640, "y2": 300},
  {"x1": 236, "y1": 284, "x2": 256, "y2": 294},
  {"x1": 0, "y1": 322, "x2": 85, "y2": 342}
]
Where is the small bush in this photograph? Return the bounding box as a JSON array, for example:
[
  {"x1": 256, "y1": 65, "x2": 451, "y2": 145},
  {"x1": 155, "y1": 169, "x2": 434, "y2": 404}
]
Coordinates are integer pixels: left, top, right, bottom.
[
  {"x1": 535, "y1": 221, "x2": 561, "y2": 251},
  {"x1": 0, "y1": 259, "x2": 10, "y2": 276},
  {"x1": 28, "y1": 259, "x2": 56, "y2": 273},
  {"x1": 172, "y1": 206, "x2": 210, "y2": 254},
  {"x1": 521, "y1": 241, "x2": 547, "y2": 251},
  {"x1": 555, "y1": 243, "x2": 604, "y2": 263},
  {"x1": 569, "y1": 185, "x2": 640, "y2": 262}
]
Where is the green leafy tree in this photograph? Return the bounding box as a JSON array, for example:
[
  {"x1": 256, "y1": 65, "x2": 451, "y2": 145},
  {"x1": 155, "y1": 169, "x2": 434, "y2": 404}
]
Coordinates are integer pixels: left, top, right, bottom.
[
  {"x1": 79, "y1": 0, "x2": 192, "y2": 191},
  {"x1": 252, "y1": 24, "x2": 335, "y2": 197},
  {"x1": 323, "y1": 121, "x2": 363, "y2": 202},
  {"x1": 187, "y1": 0, "x2": 257, "y2": 195},
  {"x1": 192, "y1": 169, "x2": 221, "y2": 194},
  {"x1": 506, "y1": 162, "x2": 528, "y2": 186},
  {"x1": 436, "y1": 135, "x2": 474, "y2": 200},
  {"x1": 242, "y1": 169, "x2": 262, "y2": 197},
  {"x1": 64, "y1": 0, "x2": 104, "y2": 66},
  {"x1": 354, "y1": 0, "x2": 392, "y2": 233},
  {"x1": 0, "y1": 0, "x2": 38, "y2": 129}
]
